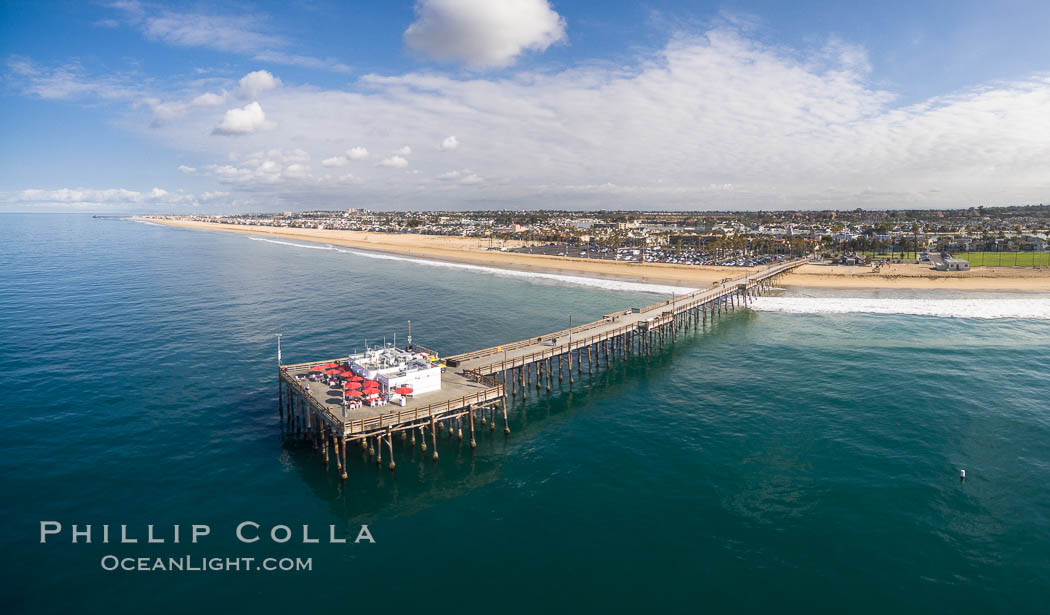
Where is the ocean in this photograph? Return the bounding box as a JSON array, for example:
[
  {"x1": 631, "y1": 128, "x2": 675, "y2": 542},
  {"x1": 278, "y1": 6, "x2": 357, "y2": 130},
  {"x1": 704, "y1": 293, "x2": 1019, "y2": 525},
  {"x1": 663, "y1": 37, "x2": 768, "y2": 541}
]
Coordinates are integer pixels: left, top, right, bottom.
[{"x1": 2, "y1": 213, "x2": 1049, "y2": 614}]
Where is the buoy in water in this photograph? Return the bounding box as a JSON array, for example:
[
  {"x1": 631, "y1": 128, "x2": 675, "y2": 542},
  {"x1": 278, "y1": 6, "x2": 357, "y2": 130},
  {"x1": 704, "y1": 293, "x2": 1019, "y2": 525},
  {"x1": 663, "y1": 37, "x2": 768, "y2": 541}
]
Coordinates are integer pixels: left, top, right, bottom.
[{"x1": 960, "y1": 469, "x2": 966, "y2": 481}]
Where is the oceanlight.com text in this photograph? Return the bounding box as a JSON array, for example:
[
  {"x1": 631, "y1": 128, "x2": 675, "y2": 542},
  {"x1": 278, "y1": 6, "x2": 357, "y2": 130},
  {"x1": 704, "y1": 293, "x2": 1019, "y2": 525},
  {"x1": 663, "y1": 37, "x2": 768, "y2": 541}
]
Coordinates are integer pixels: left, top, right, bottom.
[{"x1": 100, "y1": 555, "x2": 313, "y2": 572}]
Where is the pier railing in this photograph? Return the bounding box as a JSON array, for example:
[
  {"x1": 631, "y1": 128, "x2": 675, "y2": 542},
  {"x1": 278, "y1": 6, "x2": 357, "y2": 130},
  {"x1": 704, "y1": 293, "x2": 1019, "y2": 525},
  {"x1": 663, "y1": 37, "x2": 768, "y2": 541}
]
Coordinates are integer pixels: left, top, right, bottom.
[
  {"x1": 446, "y1": 318, "x2": 613, "y2": 365},
  {"x1": 282, "y1": 363, "x2": 503, "y2": 436},
  {"x1": 282, "y1": 357, "x2": 346, "y2": 369},
  {"x1": 461, "y1": 369, "x2": 498, "y2": 385},
  {"x1": 343, "y1": 384, "x2": 504, "y2": 435},
  {"x1": 460, "y1": 259, "x2": 804, "y2": 374},
  {"x1": 446, "y1": 285, "x2": 712, "y2": 365},
  {"x1": 281, "y1": 371, "x2": 346, "y2": 431},
  {"x1": 445, "y1": 259, "x2": 801, "y2": 366},
  {"x1": 469, "y1": 322, "x2": 637, "y2": 375}
]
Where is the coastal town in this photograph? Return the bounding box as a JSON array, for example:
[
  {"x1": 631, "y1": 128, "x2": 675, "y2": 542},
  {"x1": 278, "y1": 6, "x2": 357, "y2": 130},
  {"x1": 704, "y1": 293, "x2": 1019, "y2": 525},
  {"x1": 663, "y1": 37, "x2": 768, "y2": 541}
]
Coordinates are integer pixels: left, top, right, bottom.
[{"x1": 160, "y1": 205, "x2": 1050, "y2": 268}]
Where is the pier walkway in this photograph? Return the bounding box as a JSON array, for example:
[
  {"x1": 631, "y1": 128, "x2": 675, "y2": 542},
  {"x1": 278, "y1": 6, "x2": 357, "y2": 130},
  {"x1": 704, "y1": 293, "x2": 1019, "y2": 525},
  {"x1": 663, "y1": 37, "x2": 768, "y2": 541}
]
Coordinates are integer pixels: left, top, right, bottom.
[
  {"x1": 452, "y1": 258, "x2": 802, "y2": 376},
  {"x1": 277, "y1": 258, "x2": 804, "y2": 476}
]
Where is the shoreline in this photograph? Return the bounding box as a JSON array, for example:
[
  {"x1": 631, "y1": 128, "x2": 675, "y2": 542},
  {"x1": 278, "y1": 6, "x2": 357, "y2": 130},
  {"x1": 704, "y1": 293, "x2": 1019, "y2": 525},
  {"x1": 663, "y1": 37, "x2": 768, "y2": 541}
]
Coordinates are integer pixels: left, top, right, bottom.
[{"x1": 134, "y1": 218, "x2": 1050, "y2": 293}]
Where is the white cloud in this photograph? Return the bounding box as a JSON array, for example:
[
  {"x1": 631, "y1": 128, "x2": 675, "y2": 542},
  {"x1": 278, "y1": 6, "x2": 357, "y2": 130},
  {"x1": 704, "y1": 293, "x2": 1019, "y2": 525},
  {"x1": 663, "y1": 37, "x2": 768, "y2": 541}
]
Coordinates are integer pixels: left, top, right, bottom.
[
  {"x1": 322, "y1": 156, "x2": 347, "y2": 167},
  {"x1": 440, "y1": 135, "x2": 459, "y2": 150},
  {"x1": 211, "y1": 164, "x2": 253, "y2": 182},
  {"x1": 821, "y1": 36, "x2": 872, "y2": 74},
  {"x1": 212, "y1": 102, "x2": 270, "y2": 135},
  {"x1": 146, "y1": 98, "x2": 187, "y2": 122},
  {"x1": 404, "y1": 0, "x2": 567, "y2": 68},
  {"x1": 18, "y1": 188, "x2": 138, "y2": 203},
  {"x1": 109, "y1": 4, "x2": 350, "y2": 72},
  {"x1": 192, "y1": 91, "x2": 226, "y2": 106},
  {"x1": 437, "y1": 168, "x2": 482, "y2": 184},
  {"x1": 278, "y1": 148, "x2": 311, "y2": 165},
  {"x1": 379, "y1": 155, "x2": 409, "y2": 168},
  {"x1": 146, "y1": 91, "x2": 229, "y2": 124},
  {"x1": 11, "y1": 186, "x2": 206, "y2": 208},
  {"x1": 237, "y1": 70, "x2": 281, "y2": 99},
  {"x1": 178, "y1": 165, "x2": 197, "y2": 174},
  {"x1": 6, "y1": 56, "x2": 138, "y2": 100},
  {"x1": 283, "y1": 163, "x2": 310, "y2": 179},
  {"x1": 207, "y1": 149, "x2": 312, "y2": 184},
  {"x1": 252, "y1": 51, "x2": 351, "y2": 73},
  {"x1": 396, "y1": 145, "x2": 412, "y2": 155},
  {"x1": 22, "y1": 26, "x2": 1050, "y2": 211},
  {"x1": 139, "y1": 29, "x2": 1050, "y2": 207},
  {"x1": 142, "y1": 11, "x2": 281, "y2": 54}
]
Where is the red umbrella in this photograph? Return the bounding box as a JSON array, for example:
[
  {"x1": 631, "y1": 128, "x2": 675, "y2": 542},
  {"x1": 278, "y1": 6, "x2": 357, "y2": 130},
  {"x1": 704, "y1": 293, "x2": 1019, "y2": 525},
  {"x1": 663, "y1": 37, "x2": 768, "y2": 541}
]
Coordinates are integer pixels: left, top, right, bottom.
[
  {"x1": 362, "y1": 380, "x2": 380, "y2": 387},
  {"x1": 394, "y1": 386, "x2": 413, "y2": 395},
  {"x1": 309, "y1": 365, "x2": 324, "y2": 372},
  {"x1": 362, "y1": 387, "x2": 380, "y2": 396},
  {"x1": 325, "y1": 368, "x2": 340, "y2": 375},
  {"x1": 323, "y1": 362, "x2": 338, "y2": 369},
  {"x1": 345, "y1": 390, "x2": 362, "y2": 398},
  {"x1": 348, "y1": 375, "x2": 364, "y2": 382},
  {"x1": 344, "y1": 381, "x2": 362, "y2": 389}
]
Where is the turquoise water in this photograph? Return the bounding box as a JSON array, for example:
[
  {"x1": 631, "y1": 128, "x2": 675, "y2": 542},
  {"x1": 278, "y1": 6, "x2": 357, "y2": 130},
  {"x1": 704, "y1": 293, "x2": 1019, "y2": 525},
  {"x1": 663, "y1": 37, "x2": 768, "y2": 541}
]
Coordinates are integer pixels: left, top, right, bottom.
[{"x1": 2, "y1": 214, "x2": 1049, "y2": 614}]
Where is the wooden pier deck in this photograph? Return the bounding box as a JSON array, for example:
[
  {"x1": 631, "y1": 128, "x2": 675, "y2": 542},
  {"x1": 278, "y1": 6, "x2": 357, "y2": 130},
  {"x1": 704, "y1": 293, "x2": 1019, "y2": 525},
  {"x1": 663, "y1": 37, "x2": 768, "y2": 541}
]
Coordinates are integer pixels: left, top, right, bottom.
[{"x1": 277, "y1": 258, "x2": 804, "y2": 477}]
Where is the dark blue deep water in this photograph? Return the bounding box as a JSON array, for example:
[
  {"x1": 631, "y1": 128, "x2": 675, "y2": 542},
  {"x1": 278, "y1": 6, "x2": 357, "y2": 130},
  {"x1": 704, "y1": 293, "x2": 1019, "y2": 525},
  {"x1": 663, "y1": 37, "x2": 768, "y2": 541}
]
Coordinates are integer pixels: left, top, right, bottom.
[{"x1": 2, "y1": 214, "x2": 1049, "y2": 614}]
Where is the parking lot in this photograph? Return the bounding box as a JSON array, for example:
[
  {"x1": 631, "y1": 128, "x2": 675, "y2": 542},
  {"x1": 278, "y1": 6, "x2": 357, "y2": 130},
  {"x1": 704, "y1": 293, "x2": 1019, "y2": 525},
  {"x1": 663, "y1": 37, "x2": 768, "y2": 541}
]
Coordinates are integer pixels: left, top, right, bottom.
[{"x1": 501, "y1": 243, "x2": 791, "y2": 267}]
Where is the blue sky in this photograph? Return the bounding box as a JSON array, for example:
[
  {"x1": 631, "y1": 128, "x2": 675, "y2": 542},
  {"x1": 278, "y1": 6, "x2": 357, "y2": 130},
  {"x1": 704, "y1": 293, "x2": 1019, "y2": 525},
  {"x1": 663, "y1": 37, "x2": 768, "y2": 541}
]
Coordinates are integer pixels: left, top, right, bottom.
[{"x1": 2, "y1": 0, "x2": 1049, "y2": 211}]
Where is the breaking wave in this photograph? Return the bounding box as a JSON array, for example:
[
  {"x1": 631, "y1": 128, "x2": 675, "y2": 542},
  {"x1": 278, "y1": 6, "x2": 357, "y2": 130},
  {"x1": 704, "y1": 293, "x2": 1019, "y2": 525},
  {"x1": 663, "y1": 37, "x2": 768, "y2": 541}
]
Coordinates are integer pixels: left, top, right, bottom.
[
  {"x1": 246, "y1": 236, "x2": 693, "y2": 295},
  {"x1": 247, "y1": 237, "x2": 333, "y2": 250},
  {"x1": 750, "y1": 296, "x2": 1050, "y2": 320}
]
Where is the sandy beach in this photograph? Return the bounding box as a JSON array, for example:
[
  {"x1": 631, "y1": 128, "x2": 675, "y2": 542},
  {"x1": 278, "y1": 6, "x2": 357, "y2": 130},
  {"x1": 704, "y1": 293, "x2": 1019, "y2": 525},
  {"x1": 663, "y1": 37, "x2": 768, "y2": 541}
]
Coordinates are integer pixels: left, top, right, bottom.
[
  {"x1": 139, "y1": 218, "x2": 1050, "y2": 292},
  {"x1": 782, "y1": 263, "x2": 1050, "y2": 291}
]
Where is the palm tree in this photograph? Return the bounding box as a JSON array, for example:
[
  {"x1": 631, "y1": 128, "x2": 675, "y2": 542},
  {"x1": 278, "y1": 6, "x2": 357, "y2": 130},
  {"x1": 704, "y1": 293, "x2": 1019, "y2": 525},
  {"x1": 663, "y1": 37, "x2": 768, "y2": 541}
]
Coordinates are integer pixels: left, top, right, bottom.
[{"x1": 912, "y1": 223, "x2": 920, "y2": 262}]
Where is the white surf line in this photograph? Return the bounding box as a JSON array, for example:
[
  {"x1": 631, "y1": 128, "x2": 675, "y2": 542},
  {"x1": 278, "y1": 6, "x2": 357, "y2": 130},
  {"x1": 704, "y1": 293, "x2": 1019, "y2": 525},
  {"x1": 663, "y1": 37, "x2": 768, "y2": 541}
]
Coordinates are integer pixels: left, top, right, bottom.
[
  {"x1": 246, "y1": 236, "x2": 695, "y2": 295},
  {"x1": 247, "y1": 236, "x2": 334, "y2": 250},
  {"x1": 750, "y1": 295, "x2": 1050, "y2": 320}
]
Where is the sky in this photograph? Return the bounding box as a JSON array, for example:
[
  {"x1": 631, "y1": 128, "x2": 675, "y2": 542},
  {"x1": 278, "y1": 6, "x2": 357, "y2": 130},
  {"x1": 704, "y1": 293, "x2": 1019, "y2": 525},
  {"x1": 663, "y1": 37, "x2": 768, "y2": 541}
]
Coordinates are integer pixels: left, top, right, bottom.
[{"x1": 2, "y1": 0, "x2": 1049, "y2": 212}]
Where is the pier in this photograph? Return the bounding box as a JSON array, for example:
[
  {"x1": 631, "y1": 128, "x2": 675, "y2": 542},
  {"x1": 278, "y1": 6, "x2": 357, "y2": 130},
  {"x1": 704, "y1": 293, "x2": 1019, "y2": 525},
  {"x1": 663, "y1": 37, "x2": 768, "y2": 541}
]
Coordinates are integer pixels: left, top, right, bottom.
[{"x1": 277, "y1": 259, "x2": 804, "y2": 478}]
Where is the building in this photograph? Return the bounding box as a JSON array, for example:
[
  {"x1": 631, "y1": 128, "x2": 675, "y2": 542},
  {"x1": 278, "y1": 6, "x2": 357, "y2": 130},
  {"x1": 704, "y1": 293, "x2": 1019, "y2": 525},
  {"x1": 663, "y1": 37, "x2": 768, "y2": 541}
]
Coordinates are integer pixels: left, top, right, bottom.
[
  {"x1": 348, "y1": 346, "x2": 442, "y2": 395},
  {"x1": 935, "y1": 257, "x2": 970, "y2": 271}
]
